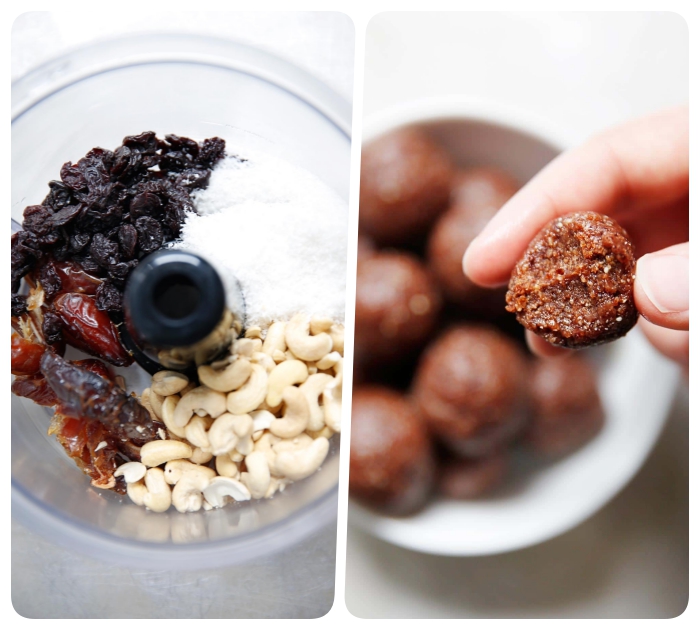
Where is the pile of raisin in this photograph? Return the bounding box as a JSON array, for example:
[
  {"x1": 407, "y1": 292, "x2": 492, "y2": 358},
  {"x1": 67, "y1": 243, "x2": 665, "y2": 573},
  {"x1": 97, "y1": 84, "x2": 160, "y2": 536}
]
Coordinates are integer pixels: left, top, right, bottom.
[{"x1": 11, "y1": 132, "x2": 226, "y2": 318}]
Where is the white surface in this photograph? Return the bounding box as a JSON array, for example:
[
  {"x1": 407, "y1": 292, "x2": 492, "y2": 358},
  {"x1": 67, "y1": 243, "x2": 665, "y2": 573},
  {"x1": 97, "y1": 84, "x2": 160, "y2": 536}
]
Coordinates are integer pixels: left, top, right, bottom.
[
  {"x1": 352, "y1": 100, "x2": 680, "y2": 556},
  {"x1": 349, "y1": 11, "x2": 688, "y2": 617}
]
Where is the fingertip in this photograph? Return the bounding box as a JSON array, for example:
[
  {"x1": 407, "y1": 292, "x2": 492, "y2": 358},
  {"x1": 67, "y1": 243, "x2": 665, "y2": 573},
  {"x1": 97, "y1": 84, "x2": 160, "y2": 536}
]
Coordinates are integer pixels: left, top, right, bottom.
[
  {"x1": 638, "y1": 317, "x2": 689, "y2": 368},
  {"x1": 462, "y1": 235, "x2": 511, "y2": 288},
  {"x1": 526, "y1": 331, "x2": 573, "y2": 358}
]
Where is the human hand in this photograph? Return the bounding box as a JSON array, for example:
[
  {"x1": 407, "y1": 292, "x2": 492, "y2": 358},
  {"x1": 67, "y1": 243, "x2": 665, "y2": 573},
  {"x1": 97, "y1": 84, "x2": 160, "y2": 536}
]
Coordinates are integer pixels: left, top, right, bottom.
[{"x1": 462, "y1": 106, "x2": 689, "y2": 366}]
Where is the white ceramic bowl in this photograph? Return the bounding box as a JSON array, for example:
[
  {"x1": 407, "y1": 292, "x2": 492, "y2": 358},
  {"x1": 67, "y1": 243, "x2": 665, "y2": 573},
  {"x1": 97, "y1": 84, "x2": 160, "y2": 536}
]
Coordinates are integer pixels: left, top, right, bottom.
[{"x1": 349, "y1": 98, "x2": 680, "y2": 556}]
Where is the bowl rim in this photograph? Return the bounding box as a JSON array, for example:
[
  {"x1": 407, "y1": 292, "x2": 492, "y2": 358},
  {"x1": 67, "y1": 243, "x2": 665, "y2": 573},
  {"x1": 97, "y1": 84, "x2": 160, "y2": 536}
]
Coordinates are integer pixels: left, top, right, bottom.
[
  {"x1": 11, "y1": 32, "x2": 348, "y2": 569},
  {"x1": 350, "y1": 97, "x2": 680, "y2": 557}
]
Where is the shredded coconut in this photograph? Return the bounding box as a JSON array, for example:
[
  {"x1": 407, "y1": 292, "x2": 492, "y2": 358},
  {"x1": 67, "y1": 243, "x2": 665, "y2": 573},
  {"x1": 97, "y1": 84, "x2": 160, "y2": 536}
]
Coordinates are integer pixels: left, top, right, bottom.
[{"x1": 177, "y1": 150, "x2": 348, "y2": 331}]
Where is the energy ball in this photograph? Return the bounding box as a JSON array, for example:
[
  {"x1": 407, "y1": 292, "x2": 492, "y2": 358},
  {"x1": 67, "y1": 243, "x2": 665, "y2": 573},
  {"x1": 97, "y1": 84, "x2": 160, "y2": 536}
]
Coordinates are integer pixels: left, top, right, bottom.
[
  {"x1": 355, "y1": 251, "x2": 441, "y2": 364},
  {"x1": 527, "y1": 355, "x2": 604, "y2": 457},
  {"x1": 413, "y1": 325, "x2": 529, "y2": 457},
  {"x1": 350, "y1": 386, "x2": 434, "y2": 515},
  {"x1": 437, "y1": 451, "x2": 509, "y2": 500},
  {"x1": 357, "y1": 233, "x2": 376, "y2": 262},
  {"x1": 427, "y1": 168, "x2": 518, "y2": 311},
  {"x1": 506, "y1": 211, "x2": 638, "y2": 348},
  {"x1": 359, "y1": 128, "x2": 453, "y2": 245}
]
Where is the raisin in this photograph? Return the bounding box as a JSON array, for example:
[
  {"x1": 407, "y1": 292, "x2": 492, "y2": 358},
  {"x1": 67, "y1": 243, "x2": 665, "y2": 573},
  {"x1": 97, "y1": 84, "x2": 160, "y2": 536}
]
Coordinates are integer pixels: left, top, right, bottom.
[
  {"x1": 42, "y1": 311, "x2": 64, "y2": 345},
  {"x1": 95, "y1": 282, "x2": 122, "y2": 312}
]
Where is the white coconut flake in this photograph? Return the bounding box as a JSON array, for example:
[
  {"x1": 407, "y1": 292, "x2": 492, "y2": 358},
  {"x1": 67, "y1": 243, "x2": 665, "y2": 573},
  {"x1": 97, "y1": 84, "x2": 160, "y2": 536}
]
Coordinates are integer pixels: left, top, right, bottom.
[{"x1": 176, "y1": 151, "x2": 347, "y2": 331}]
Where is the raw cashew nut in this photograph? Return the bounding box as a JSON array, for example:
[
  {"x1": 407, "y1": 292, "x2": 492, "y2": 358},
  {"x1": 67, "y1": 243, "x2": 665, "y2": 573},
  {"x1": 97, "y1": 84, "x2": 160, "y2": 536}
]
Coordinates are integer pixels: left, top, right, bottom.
[
  {"x1": 272, "y1": 433, "x2": 313, "y2": 454},
  {"x1": 215, "y1": 454, "x2": 239, "y2": 478},
  {"x1": 235, "y1": 435, "x2": 254, "y2": 456},
  {"x1": 143, "y1": 467, "x2": 172, "y2": 513},
  {"x1": 251, "y1": 352, "x2": 276, "y2": 373},
  {"x1": 198, "y1": 358, "x2": 252, "y2": 393},
  {"x1": 140, "y1": 388, "x2": 158, "y2": 421},
  {"x1": 274, "y1": 437, "x2": 330, "y2": 481},
  {"x1": 261, "y1": 321, "x2": 287, "y2": 356},
  {"x1": 152, "y1": 370, "x2": 189, "y2": 396},
  {"x1": 310, "y1": 315, "x2": 333, "y2": 335},
  {"x1": 190, "y1": 447, "x2": 213, "y2": 465},
  {"x1": 226, "y1": 364, "x2": 268, "y2": 415},
  {"x1": 316, "y1": 352, "x2": 341, "y2": 371},
  {"x1": 266, "y1": 359, "x2": 308, "y2": 407},
  {"x1": 203, "y1": 476, "x2": 251, "y2": 508},
  {"x1": 127, "y1": 480, "x2": 148, "y2": 506},
  {"x1": 299, "y1": 373, "x2": 334, "y2": 432},
  {"x1": 250, "y1": 409, "x2": 275, "y2": 433},
  {"x1": 242, "y1": 451, "x2": 271, "y2": 499},
  {"x1": 172, "y1": 468, "x2": 214, "y2": 513},
  {"x1": 285, "y1": 313, "x2": 333, "y2": 362},
  {"x1": 185, "y1": 416, "x2": 212, "y2": 451},
  {"x1": 161, "y1": 394, "x2": 186, "y2": 438},
  {"x1": 270, "y1": 386, "x2": 310, "y2": 439},
  {"x1": 208, "y1": 413, "x2": 252, "y2": 455},
  {"x1": 114, "y1": 461, "x2": 147, "y2": 483},
  {"x1": 140, "y1": 440, "x2": 193, "y2": 467},
  {"x1": 306, "y1": 426, "x2": 334, "y2": 440},
  {"x1": 245, "y1": 326, "x2": 262, "y2": 339},
  {"x1": 253, "y1": 432, "x2": 280, "y2": 470},
  {"x1": 329, "y1": 324, "x2": 344, "y2": 354},
  {"x1": 232, "y1": 338, "x2": 261, "y2": 358},
  {"x1": 164, "y1": 459, "x2": 215, "y2": 485},
  {"x1": 173, "y1": 386, "x2": 227, "y2": 428},
  {"x1": 323, "y1": 385, "x2": 342, "y2": 433},
  {"x1": 272, "y1": 349, "x2": 287, "y2": 363},
  {"x1": 149, "y1": 389, "x2": 165, "y2": 420}
]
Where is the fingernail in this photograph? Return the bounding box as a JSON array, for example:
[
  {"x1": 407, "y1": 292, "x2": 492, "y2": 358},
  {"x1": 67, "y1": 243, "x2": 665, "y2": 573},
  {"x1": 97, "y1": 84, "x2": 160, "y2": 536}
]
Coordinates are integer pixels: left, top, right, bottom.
[{"x1": 636, "y1": 253, "x2": 689, "y2": 314}]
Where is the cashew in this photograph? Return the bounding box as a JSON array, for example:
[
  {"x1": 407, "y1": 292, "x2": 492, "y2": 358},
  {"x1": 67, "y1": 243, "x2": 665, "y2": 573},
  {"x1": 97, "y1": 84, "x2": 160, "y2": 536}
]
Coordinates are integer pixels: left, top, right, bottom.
[
  {"x1": 323, "y1": 386, "x2": 342, "y2": 433},
  {"x1": 269, "y1": 386, "x2": 311, "y2": 438},
  {"x1": 173, "y1": 386, "x2": 227, "y2": 428},
  {"x1": 253, "y1": 432, "x2": 279, "y2": 470},
  {"x1": 171, "y1": 468, "x2": 213, "y2": 513},
  {"x1": 232, "y1": 338, "x2": 261, "y2": 358},
  {"x1": 152, "y1": 370, "x2": 189, "y2": 396},
  {"x1": 285, "y1": 313, "x2": 333, "y2": 362},
  {"x1": 198, "y1": 357, "x2": 252, "y2": 393},
  {"x1": 149, "y1": 389, "x2": 165, "y2": 420},
  {"x1": 235, "y1": 435, "x2": 254, "y2": 456},
  {"x1": 329, "y1": 324, "x2": 344, "y2": 354},
  {"x1": 251, "y1": 351, "x2": 276, "y2": 374},
  {"x1": 190, "y1": 447, "x2": 213, "y2": 465},
  {"x1": 161, "y1": 394, "x2": 186, "y2": 438},
  {"x1": 127, "y1": 480, "x2": 148, "y2": 506},
  {"x1": 306, "y1": 426, "x2": 334, "y2": 440},
  {"x1": 180, "y1": 382, "x2": 197, "y2": 396},
  {"x1": 264, "y1": 478, "x2": 282, "y2": 499},
  {"x1": 140, "y1": 440, "x2": 193, "y2": 467},
  {"x1": 310, "y1": 315, "x2": 333, "y2": 335},
  {"x1": 215, "y1": 454, "x2": 239, "y2": 478},
  {"x1": 272, "y1": 349, "x2": 287, "y2": 363},
  {"x1": 262, "y1": 321, "x2": 287, "y2": 356},
  {"x1": 245, "y1": 326, "x2": 262, "y2": 339},
  {"x1": 226, "y1": 364, "x2": 268, "y2": 415},
  {"x1": 163, "y1": 459, "x2": 215, "y2": 485},
  {"x1": 316, "y1": 351, "x2": 342, "y2": 371},
  {"x1": 203, "y1": 477, "x2": 251, "y2": 508},
  {"x1": 266, "y1": 359, "x2": 308, "y2": 407},
  {"x1": 140, "y1": 388, "x2": 158, "y2": 421},
  {"x1": 185, "y1": 416, "x2": 212, "y2": 451},
  {"x1": 274, "y1": 437, "x2": 330, "y2": 481},
  {"x1": 208, "y1": 413, "x2": 252, "y2": 455},
  {"x1": 143, "y1": 468, "x2": 172, "y2": 513},
  {"x1": 272, "y1": 433, "x2": 313, "y2": 454},
  {"x1": 250, "y1": 409, "x2": 275, "y2": 433},
  {"x1": 229, "y1": 450, "x2": 244, "y2": 463},
  {"x1": 242, "y1": 451, "x2": 271, "y2": 499},
  {"x1": 299, "y1": 373, "x2": 334, "y2": 431},
  {"x1": 114, "y1": 461, "x2": 147, "y2": 483}
]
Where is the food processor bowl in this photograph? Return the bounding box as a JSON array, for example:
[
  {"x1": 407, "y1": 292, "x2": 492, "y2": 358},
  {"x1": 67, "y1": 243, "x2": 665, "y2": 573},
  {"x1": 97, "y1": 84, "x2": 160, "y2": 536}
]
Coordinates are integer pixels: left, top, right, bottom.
[{"x1": 12, "y1": 33, "x2": 349, "y2": 569}]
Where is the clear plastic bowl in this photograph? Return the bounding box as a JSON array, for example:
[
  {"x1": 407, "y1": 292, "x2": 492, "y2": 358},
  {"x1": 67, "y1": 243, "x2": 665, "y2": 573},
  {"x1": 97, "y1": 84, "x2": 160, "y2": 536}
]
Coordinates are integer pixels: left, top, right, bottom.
[{"x1": 12, "y1": 33, "x2": 350, "y2": 569}]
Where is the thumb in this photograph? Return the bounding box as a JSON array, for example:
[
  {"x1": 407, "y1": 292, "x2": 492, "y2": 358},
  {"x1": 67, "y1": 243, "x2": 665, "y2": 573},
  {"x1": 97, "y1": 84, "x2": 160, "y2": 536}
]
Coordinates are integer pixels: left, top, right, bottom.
[{"x1": 634, "y1": 242, "x2": 689, "y2": 331}]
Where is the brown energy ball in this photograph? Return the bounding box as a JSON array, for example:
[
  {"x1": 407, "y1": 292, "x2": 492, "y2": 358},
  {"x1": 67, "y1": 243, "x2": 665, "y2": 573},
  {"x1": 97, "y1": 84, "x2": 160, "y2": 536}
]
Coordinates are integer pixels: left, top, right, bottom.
[
  {"x1": 357, "y1": 233, "x2": 376, "y2": 262},
  {"x1": 413, "y1": 325, "x2": 529, "y2": 457},
  {"x1": 506, "y1": 211, "x2": 638, "y2": 348},
  {"x1": 427, "y1": 168, "x2": 518, "y2": 312},
  {"x1": 350, "y1": 386, "x2": 434, "y2": 515},
  {"x1": 359, "y1": 127, "x2": 453, "y2": 245},
  {"x1": 355, "y1": 251, "x2": 441, "y2": 365},
  {"x1": 437, "y1": 451, "x2": 509, "y2": 500},
  {"x1": 527, "y1": 355, "x2": 604, "y2": 457}
]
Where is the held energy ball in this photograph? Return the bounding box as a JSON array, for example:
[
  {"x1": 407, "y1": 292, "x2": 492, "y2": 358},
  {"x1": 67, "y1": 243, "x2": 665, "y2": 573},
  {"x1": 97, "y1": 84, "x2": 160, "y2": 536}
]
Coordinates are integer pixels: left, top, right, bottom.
[
  {"x1": 527, "y1": 355, "x2": 605, "y2": 457},
  {"x1": 350, "y1": 386, "x2": 435, "y2": 515},
  {"x1": 355, "y1": 251, "x2": 441, "y2": 365},
  {"x1": 412, "y1": 325, "x2": 529, "y2": 457},
  {"x1": 359, "y1": 127, "x2": 453, "y2": 245},
  {"x1": 506, "y1": 211, "x2": 638, "y2": 348}
]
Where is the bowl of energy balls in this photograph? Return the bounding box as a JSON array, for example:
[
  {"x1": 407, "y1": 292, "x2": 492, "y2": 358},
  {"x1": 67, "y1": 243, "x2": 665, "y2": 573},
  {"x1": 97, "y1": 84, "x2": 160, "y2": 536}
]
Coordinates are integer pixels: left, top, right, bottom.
[{"x1": 349, "y1": 99, "x2": 680, "y2": 556}]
